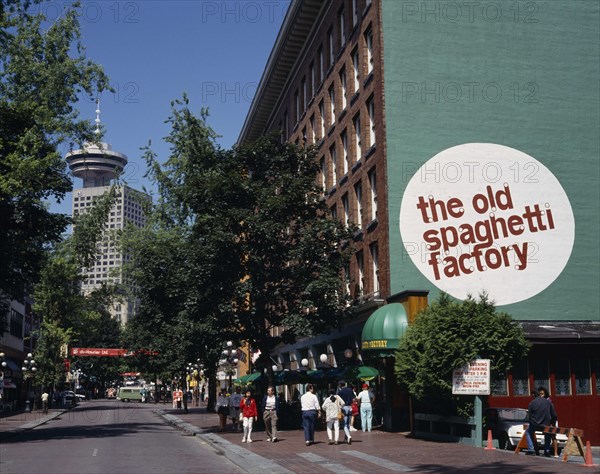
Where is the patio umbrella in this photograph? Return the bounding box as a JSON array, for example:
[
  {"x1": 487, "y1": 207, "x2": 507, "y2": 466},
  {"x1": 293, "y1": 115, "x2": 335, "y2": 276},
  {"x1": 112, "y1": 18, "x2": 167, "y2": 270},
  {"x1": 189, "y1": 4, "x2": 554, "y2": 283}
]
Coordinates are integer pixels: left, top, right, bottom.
[
  {"x1": 340, "y1": 365, "x2": 381, "y2": 382},
  {"x1": 305, "y1": 370, "x2": 327, "y2": 382},
  {"x1": 275, "y1": 370, "x2": 308, "y2": 385}
]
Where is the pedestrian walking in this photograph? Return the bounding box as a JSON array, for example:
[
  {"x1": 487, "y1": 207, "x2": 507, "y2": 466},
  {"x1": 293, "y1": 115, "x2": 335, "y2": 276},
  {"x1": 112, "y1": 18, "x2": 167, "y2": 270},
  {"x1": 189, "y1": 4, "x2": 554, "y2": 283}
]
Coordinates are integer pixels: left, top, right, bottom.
[
  {"x1": 337, "y1": 380, "x2": 356, "y2": 444},
  {"x1": 229, "y1": 386, "x2": 243, "y2": 432},
  {"x1": 41, "y1": 390, "x2": 49, "y2": 414},
  {"x1": 216, "y1": 389, "x2": 230, "y2": 432},
  {"x1": 240, "y1": 390, "x2": 258, "y2": 443},
  {"x1": 525, "y1": 386, "x2": 557, "y2": 456},
  {"x1": 262, "y1": 386, "x2": 280, "y2": 442},
  {"x1": 300, "y1": 384, "x2": 320, "y2": 446},
  {"x1": 351, "y1": 400, "x2": 359, "y2": 430},
  {"x1": 543, "y1": 390, "x2": 560, "y2": 457},
  {"x1": 322, "y1": 389, "x2": 344, "y2": 445},
  {"x1": 357, "y1": 383, "x2": 374, "y2": 432}
]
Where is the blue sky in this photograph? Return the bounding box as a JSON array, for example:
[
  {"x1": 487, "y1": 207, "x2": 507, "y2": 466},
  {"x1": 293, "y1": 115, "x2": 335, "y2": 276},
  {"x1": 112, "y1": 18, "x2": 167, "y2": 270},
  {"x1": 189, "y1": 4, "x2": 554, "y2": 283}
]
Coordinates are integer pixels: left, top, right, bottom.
[{"x1": 47, "y1": 0, "x2": 290, "y2": 215}]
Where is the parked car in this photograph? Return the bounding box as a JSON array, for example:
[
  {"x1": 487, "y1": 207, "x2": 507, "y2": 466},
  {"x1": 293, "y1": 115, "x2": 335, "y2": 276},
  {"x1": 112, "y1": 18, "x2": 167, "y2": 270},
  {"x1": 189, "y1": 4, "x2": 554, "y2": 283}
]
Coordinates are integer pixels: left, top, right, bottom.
[
  {"x1": 485, "y1": 407, "x2": 567, "y2": 450},
  {"x1": 62, "y1": 391, "x2": 77, "y2": 406}
]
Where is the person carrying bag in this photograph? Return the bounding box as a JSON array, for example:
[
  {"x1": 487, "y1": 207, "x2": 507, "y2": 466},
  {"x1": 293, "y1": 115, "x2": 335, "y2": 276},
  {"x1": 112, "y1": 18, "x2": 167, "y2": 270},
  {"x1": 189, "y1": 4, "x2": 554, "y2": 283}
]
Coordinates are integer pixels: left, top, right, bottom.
[{"x1": 322, "y1": 389, "x2": 344, "y2": 445}]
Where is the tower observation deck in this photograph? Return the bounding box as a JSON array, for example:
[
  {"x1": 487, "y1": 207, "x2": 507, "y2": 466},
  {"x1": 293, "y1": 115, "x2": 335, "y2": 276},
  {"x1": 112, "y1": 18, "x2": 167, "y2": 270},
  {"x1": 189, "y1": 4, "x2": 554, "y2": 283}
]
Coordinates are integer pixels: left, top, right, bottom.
[
  {"x1": 66, "y1": 142, "x2": 128, "y2": 187},
  {"x1": 65, "y1": 100, "x2": 127, "y2": 187}
]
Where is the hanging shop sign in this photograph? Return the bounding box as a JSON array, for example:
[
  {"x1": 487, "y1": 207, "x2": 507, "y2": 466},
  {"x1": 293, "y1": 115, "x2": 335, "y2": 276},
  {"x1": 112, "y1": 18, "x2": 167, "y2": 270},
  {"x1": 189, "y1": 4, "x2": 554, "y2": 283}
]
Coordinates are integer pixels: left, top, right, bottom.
[{"x1": 71, "y1": 348, "x2": 128, "y2": 357}]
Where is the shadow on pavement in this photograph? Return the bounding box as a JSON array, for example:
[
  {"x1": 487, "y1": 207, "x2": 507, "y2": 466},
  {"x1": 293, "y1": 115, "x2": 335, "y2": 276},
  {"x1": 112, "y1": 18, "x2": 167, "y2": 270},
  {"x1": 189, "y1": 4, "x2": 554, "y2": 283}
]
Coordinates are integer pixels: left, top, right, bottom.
[
  {"x1": 413, "y1": 463, "x2": 567, "y2": 474},
  {"x1": 0, "y1": 420, "x2": 171, "y2": 444}
]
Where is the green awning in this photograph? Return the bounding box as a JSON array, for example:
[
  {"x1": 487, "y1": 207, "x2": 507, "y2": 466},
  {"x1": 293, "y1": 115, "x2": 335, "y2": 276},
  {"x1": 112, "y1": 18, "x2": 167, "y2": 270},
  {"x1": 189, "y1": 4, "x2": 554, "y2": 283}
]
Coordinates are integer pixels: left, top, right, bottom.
[
  {"x1": 361, "y1": 303, "x2": 408, "y2": 352},
  {"x1": 341, "y1": 365, "x2": 381, "y2": 381},
  {"x1": 234, "y1": 372, "x2": 264, "y2": 384},
  {"x1": 246, "y1": 372, "x2": 263, "y2": 383},
  {"x1": 234, "y1": 374, "x2": 250, "y2": 384}
]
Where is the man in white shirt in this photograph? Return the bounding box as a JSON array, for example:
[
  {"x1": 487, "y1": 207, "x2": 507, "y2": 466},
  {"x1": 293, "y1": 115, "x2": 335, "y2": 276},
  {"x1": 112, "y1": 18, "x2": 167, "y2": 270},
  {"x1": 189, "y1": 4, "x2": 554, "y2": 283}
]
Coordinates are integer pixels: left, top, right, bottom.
[
  {"x1": 300, "y1": 384, "x2": 320, "y2": 446},
  {"x1": 41, "y1": 391, "x2": 49, "y2": 414}
]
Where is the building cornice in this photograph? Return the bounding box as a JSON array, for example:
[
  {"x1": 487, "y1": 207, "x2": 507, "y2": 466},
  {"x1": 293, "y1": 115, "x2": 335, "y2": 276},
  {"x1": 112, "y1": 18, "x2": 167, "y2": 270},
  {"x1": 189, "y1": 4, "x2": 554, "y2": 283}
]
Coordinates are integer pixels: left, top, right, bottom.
[{"x1": 237, "y1": 0, "x2": 324, "y2": 145}]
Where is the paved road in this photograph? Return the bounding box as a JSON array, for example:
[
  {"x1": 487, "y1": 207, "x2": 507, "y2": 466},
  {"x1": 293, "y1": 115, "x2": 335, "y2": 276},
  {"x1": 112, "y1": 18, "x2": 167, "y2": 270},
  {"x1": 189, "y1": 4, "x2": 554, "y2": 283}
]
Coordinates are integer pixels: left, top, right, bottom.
[
  {"x1": 0, "y1": 400, "x2": 242, "y2": 474},
  {"x1": 2, "y1": 400, "x2": 598, "y2": 473}
]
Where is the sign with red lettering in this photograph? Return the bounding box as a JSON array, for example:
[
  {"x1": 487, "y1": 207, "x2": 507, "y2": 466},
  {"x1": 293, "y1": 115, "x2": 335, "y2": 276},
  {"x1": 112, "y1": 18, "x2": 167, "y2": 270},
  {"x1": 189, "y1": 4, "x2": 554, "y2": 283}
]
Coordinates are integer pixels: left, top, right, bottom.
[
  {"x1": 70, "y1": 348, "x2": 128, "y2": 357},
  {"x1": 452, "y1": 359, "x2": 491, "y2": 395},
  {"x1": 400, "y1": 143, "x2": 575, "y2": 305}
]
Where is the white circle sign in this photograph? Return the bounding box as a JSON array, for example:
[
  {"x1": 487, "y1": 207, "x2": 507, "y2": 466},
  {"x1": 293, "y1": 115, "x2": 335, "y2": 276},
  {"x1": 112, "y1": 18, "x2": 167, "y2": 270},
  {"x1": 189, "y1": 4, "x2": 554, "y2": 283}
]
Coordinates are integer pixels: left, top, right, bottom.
[{"x1": 399, "y1": 143, "x2": 575, "y2": 305}]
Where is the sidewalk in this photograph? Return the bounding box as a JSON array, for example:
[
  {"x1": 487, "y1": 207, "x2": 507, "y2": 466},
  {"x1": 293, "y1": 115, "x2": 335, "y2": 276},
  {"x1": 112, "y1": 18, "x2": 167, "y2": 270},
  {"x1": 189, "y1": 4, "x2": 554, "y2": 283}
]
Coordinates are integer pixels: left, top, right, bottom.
[
  {"x1": 0, "y1": 407, "x2": 68, "y2": 441},
  {"x1": 156, "y1": 402, "x2": 598, "y2": 474},
  {"x1": 2, "y1": 402, "x2": 596, "y2": 472}
]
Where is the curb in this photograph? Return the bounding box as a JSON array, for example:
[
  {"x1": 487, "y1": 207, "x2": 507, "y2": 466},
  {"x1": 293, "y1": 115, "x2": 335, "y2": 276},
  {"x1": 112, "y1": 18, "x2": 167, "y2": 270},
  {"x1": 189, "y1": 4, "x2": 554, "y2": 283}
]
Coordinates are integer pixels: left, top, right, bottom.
[
  {"x1": 154, "y1": 410, "x2": 293, "y2": 474},
  {"x1": 0, "y1": 409, "x2": 69, "y2": 441}
]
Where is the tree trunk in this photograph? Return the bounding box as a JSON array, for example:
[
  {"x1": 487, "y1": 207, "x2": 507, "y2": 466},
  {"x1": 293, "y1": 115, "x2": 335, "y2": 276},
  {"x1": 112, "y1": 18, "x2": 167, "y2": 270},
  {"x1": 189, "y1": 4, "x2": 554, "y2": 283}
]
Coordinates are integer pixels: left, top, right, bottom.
[
  {"x1": 206, "y1": 368, "x2": 217, "y2": 412},
  {"x1": 154, "y1": 373, "x2": 159, "y2": 404},
  {"x1": 182, "y1": 370, "x2": 188, "y2": 414}
]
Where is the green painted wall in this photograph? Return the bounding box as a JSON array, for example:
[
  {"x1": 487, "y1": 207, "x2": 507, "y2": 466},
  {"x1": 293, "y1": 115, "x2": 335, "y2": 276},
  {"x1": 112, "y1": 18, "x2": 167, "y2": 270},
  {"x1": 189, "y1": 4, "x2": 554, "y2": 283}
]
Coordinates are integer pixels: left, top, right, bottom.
[{"x1": 382, "y1": 1, "x2": 599, "y2": 320}]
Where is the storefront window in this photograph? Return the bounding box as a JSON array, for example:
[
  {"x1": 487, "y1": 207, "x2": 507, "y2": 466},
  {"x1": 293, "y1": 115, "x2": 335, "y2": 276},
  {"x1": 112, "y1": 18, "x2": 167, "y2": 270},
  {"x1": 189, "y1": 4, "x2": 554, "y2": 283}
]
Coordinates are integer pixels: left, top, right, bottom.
[
  {"x1": 532, "y1": 359, "x2": 549, "y2": 393},
  {"x1": 573, "y1": 359, "x2": 591, "y2": 395},
  {"x1": 512, "y1": 360, "x2": 529, "y2": 396},
  {"x1": 554, "y1": 359, "x2": 571, "y2": 395},
  {"x1": 492, "y1": 371, "x2": 508, "y2": 396}
]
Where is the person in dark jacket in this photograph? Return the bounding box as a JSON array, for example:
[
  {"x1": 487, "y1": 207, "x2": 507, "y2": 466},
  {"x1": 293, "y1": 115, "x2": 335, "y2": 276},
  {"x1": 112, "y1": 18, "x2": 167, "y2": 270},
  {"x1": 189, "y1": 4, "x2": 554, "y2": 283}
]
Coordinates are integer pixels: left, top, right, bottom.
[
  {"x1": 337, "y1": 380, "x2": 356, "y2": 444},
  {"x1": 525, "y1": 386, "x2": 557, "y2": 456}
]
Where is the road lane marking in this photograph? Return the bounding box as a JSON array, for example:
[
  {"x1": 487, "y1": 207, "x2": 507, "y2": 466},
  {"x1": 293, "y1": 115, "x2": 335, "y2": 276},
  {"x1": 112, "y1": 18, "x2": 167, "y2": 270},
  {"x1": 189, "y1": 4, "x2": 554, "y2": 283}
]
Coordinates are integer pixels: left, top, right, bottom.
[
  {"x1": 297, "y1": 453, "x2": 360, "y2": 473},
  {"x1": 343, "y1": 450, "x2": 413, "y2": 472},
  {"x1": 92, "y1": 449, "x2": 98, "y2": 457}
]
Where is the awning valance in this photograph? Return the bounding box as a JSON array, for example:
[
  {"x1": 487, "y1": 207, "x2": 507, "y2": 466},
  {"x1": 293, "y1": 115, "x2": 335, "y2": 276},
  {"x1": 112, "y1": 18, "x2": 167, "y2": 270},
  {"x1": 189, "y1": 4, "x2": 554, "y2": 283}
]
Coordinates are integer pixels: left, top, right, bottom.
[
  {"x1": 3, "y1": 357, "x2": 22, "y2": 372},
  {"x1": 234, "y1": 372, "x2": 264, "y2": 385},
  {"x1": 361, "y1": 303, "x2": 408, "y2": 352}
]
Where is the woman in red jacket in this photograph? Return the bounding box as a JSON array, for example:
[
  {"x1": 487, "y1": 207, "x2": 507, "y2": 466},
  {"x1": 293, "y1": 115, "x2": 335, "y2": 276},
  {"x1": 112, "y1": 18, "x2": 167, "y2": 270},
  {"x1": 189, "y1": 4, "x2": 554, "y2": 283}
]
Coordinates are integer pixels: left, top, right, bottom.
[{"x1": 240, "y1": 390, "x2": 258, "y2": 443}]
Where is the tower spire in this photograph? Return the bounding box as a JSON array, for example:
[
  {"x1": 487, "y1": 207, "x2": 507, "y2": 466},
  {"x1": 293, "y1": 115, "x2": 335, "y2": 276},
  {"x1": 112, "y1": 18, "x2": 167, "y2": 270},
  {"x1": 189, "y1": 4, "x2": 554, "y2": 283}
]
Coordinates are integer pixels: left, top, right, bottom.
[
  {"x1": 94, "y1": 98, "x2": 101, "y2": 135},
  {"x1": 66, "y1": 99, "x2": 127, "y2": 187}
]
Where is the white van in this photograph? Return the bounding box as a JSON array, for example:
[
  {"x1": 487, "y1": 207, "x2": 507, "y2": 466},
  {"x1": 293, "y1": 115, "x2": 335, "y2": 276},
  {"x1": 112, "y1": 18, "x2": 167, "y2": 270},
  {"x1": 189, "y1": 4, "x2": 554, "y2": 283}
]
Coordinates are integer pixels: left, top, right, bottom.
[{"x1": 116, "y1": 386, "x2": 145, "y2": 402}]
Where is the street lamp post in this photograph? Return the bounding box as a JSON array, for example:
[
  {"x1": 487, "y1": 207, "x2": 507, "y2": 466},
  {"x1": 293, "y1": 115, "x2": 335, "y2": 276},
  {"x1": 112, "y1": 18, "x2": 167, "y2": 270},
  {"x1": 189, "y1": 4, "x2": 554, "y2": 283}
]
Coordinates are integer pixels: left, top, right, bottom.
[
  {"x1": 1, "y1": 351, "x2": 7, "y2": 389},
  {"x1": 186, "y1": 361, "x2": 203, "y2": 407},
  {"x1": 220, "y1": 341, "x2": 239, "y2": 392},
  {"x1": 0, "y1": 351, "x2": 6, "y2": 376},
  {"x1": 0, "y1": 352, "x2": 5, "y2": 409},
  {"x1": 22, "y1": 353, "x2": 37, "y2": 412}
]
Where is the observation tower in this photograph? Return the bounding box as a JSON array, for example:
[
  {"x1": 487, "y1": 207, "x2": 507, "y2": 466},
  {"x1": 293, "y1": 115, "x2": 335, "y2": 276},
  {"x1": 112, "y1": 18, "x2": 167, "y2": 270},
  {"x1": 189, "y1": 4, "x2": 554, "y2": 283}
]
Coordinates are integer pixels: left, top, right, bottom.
[
  {"x1": 65, "y1": 100, "x2": 148, "y2": 324},
  {"x1": 65, "y1": 100, "x2": 128, "y2": 186}
]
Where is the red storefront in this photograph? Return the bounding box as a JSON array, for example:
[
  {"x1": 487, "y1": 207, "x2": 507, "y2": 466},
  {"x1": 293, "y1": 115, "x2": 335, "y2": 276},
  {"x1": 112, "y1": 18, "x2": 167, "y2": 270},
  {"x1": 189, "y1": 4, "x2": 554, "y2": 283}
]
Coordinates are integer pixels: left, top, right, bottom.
[{"x1": 488, "y1": 322, "x2": 600, "y2": 445}]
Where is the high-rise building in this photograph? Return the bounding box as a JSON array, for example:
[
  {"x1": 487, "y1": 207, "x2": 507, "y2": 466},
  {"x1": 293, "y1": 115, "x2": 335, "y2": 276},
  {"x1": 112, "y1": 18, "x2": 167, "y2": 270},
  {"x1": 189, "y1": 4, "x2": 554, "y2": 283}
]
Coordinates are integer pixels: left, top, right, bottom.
[
  {"x1": 239, "y1": 0, "x2": 599, "y2": 442},
  {"x1": 66, "y1": 102, "x2": 149, "y2": 324}
]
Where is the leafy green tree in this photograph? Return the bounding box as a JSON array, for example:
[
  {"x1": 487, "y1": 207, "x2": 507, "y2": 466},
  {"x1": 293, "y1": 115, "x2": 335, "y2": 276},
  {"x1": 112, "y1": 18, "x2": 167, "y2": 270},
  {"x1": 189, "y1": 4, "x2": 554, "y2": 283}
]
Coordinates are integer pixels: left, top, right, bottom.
[
  {"x1": 33, "y1": 189, "x2": 122, "y2": 391},
  {"x1": 122, "y1": 108, "x2": 231, "y2": 410},
  {"x1": 122, "y1": 97, "x2": 353, "y2": 404},
  {"x1": 32, "y1": 320, "x2": 72, "y2": 390},
  {"x1": 0, "y1": 0, "x2": 109, "y2": 330},
  {"x1": 395, "y1": 292, "x2": 530, "y2": 416},
  {"x1": 228, "y1": 136, "x2": 354, "y2": 382}
]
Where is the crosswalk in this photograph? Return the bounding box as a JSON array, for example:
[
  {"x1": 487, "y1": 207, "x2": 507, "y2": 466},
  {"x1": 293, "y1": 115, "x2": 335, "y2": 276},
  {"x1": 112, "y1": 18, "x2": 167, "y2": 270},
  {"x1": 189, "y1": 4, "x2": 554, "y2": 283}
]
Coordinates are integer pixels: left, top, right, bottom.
[
  {"x1": 297, "y1": 452, "x2": 361, "y2": 473},
  {"x1": 344, "y1": 450, "x2": 414, "y2": 472},
  {"x1": 294, "y1": 450, "x2": 413, "y2": 472},
  {"x1": 202, "y1": 432, "x2": 414, "y2": 473}
]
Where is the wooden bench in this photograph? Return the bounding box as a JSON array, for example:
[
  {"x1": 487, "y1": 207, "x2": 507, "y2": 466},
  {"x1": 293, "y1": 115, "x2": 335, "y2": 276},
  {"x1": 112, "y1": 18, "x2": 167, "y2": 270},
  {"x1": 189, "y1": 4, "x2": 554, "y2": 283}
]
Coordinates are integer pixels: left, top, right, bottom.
[{"x1": 515, "y1": 424, "x2": 585, "y2": 462}]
